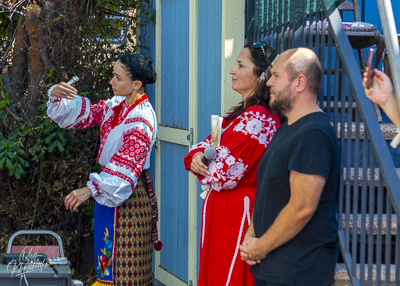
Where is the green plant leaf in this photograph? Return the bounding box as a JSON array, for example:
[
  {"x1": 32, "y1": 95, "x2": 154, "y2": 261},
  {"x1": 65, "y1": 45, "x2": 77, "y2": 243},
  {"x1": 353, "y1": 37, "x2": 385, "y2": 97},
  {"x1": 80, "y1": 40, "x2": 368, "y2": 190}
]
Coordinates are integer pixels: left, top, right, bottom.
[
  {"x1": 45, "y1": 132, "x2": 57, "y2": 144},
  {"x1": 56, "y1": 141, "x2": 65, "y2": 152},
  {"x1": 48, "y1": 141, "x2": 57, "y2": 152},
  {"x1": 6, "y1": 158, "x2": 12, "y2": 169},
  {"x1": 0, "y1": 157, "x2": 5, "y2": 168}
]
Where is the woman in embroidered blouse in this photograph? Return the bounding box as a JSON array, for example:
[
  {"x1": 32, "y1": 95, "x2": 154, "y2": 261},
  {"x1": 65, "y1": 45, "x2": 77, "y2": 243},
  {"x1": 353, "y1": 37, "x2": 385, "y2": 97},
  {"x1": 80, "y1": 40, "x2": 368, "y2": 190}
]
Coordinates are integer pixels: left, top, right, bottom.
[
  {"x1": 47, "y1": 53, "x2": 159, "y2": 286},
  {"x1": 184, "y1": 43, "x2": 281, "y2": 286}
]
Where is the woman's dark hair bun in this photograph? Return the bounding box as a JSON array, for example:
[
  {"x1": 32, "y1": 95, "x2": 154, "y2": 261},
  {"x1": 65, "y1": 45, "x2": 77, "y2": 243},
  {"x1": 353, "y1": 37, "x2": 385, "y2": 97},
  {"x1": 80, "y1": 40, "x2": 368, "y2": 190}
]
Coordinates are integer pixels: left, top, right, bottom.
[
  {"x1": 119, "y1": 53, "x2": 157, "y2": 86},
  {"x1": 144, "y1": 56, "x2": 153, "y2": 65}
]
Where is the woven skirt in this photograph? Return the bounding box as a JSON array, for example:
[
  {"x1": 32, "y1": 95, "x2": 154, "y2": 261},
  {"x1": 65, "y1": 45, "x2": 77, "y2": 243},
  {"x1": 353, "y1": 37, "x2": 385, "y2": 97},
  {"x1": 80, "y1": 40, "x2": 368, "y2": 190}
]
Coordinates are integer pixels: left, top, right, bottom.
[{"x1": 114, "y1": 177, "x2": 153, "y2": 286}]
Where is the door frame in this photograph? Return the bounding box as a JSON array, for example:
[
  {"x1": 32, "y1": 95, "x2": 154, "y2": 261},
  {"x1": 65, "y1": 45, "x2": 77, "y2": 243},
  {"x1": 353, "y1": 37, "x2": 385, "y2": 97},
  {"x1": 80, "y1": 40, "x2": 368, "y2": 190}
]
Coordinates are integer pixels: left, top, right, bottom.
[
  {"x1": 153, "y1": 0, "x2": 245, "y2": 285},
  {"x1": 153, "y1": 0, "x2": 198, "y2": 285}
]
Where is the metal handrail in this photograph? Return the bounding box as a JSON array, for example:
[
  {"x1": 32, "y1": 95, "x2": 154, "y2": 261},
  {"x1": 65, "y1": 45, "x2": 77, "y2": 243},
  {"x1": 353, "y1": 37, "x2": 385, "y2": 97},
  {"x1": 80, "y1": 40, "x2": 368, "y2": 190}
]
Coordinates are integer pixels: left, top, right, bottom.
[
  {"x1": 376, "y1": 0, "x2": 400, "y2": 116},
  {"x1": 320, "y1": 2, "x2": 400, "y2": 285},
  {"x1": 321, "y1": 3, "x2": 400, "y2": 217}
]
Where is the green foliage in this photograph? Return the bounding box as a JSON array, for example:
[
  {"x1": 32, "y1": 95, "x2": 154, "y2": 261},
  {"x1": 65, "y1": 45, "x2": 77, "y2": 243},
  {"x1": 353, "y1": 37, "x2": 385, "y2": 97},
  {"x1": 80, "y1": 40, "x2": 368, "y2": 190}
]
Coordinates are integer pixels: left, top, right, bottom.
[
  {"x1": 0, "y1": 131, "x2": 28, "y2": 179},
  {"x1": 0, "y1": 73, "x2": 12, "y2": 122},
  {"x1": 0, "y1": 12, "x2": 18, "y2": 48},
  {"x1": 0, "y1": 1, "x2": 155, "y2": 283},
  {"x1": 0, "y1": 0, "x2": 156, "y2": 178}
]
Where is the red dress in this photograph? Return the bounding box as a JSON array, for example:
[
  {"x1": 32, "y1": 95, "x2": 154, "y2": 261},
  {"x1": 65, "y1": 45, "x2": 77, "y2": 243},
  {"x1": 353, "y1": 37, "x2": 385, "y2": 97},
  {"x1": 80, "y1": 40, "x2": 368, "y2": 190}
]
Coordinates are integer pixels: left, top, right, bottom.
[{"x1": 184, "y1": 105, "x2": 281, "y2": 286}]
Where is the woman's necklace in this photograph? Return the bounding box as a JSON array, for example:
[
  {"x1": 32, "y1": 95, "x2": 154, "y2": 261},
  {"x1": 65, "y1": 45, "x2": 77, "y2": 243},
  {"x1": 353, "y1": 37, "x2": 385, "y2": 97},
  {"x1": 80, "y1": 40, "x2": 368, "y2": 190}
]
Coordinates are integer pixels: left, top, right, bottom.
[{"x1": 111, "y1": 94, "x2": 147, "y2": 129}]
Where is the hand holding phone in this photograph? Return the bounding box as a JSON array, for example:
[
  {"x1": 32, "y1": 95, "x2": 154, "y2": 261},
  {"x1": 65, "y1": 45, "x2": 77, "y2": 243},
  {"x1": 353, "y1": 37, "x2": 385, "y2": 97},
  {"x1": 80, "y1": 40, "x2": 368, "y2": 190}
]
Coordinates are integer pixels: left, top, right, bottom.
[{"x1": 367, "y1": 48, "x2": 376, "y2": 89}]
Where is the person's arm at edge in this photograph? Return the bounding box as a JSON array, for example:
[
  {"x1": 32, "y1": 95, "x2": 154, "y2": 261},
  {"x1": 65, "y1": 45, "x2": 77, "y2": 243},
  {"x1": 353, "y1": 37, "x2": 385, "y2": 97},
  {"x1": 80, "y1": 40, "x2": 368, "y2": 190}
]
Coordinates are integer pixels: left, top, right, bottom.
[
  {"x1": 363, "y1": 68, "x2": 400, "y2": 129},
  {"x1": 240, "y1": 170, "x2": 326, "y2": 263}
]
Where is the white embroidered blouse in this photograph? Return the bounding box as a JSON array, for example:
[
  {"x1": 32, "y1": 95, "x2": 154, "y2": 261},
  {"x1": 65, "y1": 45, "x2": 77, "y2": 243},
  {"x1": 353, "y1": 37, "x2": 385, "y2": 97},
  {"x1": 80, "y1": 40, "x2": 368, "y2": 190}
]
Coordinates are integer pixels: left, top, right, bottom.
[{"x1": 47, "y1": 88, "x2": 157, "y2": 207}]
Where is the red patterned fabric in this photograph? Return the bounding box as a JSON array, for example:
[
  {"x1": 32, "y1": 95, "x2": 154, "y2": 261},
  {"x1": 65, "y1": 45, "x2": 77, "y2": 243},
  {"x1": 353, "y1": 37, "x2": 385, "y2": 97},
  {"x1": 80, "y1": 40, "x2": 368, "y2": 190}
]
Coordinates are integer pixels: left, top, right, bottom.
[
  {"x1": 92, "y1": 181, "x2": 101, "y2": 195},
  {"x1": 125, "y1": 118, "x2": 154, "y2": 134},
  {"x1": 97, "y1": 102, "x2": 152, "y2": 172},
  {"x1": 74, "y1": 100, "x2": 108, "y2": 129},
  {"x1": 111, "y1": 95, "x2": 147, "y2": 129},
  {"x1": 62, "y1": 96, "x2": 153, "y2": 193},
  {"x1": 110, "y1": 128, "x2": 151, "y2": 180},
  {"x1": 184, "y1": 105, "x2": 281, "y2": 286}
]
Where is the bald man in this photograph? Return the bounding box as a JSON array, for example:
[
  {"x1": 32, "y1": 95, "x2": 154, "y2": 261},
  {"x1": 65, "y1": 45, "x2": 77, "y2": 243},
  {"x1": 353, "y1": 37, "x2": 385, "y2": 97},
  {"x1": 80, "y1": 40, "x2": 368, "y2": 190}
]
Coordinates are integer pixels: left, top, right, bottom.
[{"x1": 240, "y1": 48, "x2": 340, "y2": 286}]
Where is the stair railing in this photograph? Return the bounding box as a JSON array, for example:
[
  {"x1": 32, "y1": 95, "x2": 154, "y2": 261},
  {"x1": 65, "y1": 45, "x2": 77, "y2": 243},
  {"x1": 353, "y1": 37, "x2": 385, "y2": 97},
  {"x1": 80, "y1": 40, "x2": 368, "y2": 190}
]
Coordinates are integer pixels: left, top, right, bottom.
[{"x1": 321, "y1": 1, "x2": 400, "y2": 284}]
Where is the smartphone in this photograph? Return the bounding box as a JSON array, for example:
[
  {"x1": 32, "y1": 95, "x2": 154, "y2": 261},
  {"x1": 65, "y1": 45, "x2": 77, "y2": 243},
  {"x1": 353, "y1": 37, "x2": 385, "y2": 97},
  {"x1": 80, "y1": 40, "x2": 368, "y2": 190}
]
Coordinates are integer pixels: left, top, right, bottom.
[{"x1": 367, "y1": 48, "x2": 376, "y2": 89}]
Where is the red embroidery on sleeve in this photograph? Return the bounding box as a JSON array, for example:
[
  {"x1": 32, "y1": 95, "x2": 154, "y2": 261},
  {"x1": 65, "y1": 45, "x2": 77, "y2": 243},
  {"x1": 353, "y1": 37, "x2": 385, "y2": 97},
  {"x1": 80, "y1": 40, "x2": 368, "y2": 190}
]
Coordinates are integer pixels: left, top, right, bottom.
[
  {"x1": 76, "y1": 98, "x2": 87, "y2": 121},
  {"x1": 103, "y1": 168, "x2": 135, "y2": 191},
  {"x1": 92, "y1": 181, "x2": 101, "y2": 195},
  {"x1": 125, "y1": 118, "x2": 154, "y2": 134}
]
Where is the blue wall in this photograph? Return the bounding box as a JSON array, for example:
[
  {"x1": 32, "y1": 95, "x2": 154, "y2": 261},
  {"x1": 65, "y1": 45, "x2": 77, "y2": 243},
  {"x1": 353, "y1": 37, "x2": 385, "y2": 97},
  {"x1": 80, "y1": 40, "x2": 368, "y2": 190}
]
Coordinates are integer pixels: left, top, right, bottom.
[
  {"x1": 197, "y1": 0, "x2": 223, "y2": 268},
  {"x1": 160, "y1": 1, "x2": 190, "y2": 130},
  {"x1": 142, "y1": 0, "x2": 225, "y2": 281},
  {"x1": 159, "y1": 0, "x2": 191, "y2": 281},
  {"x1": 360, "y1": 0, "x2": 400, "y2": 32},
  {"x1": 160, "y1": 142, "x2": 189, "y2": 280},
  {"x1": 198, "y1": 0, "x2": 223, "y2": 143}
]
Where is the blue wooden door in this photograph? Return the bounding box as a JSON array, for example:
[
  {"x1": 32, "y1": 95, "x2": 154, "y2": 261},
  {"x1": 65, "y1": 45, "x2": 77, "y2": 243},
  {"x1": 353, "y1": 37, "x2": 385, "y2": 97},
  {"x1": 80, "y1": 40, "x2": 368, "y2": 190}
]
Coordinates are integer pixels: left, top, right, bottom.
[{"x1": 153, "y1": 0, "x2": 198, "y2": 285}]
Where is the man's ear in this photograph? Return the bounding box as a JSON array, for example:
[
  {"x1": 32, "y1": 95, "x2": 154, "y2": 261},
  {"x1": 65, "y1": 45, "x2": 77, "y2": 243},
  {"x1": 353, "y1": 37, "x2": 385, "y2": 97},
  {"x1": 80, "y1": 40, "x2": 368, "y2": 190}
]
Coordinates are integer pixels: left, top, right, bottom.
[{"x1": 295, "y1": 74, "x2": 307, "y2": 93}]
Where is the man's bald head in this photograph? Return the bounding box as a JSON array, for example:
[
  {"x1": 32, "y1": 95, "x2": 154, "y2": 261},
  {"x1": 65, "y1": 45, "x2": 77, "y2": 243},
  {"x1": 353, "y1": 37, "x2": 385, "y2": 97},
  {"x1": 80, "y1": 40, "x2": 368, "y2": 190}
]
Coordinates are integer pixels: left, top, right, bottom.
[{"x1": 279, "y1": 48, "x2": 322, "y2": 95}]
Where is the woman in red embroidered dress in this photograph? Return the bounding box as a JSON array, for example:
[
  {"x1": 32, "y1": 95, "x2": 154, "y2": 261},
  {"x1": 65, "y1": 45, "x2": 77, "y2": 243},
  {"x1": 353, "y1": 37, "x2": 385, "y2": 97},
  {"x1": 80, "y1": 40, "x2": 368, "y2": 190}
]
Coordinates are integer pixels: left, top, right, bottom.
[
  {"x1": 184, "y1": 43, "x2": 281, "y2": 286},
  {"x1": 47, "y1": 53, "x2": 160, "y2": 286}
]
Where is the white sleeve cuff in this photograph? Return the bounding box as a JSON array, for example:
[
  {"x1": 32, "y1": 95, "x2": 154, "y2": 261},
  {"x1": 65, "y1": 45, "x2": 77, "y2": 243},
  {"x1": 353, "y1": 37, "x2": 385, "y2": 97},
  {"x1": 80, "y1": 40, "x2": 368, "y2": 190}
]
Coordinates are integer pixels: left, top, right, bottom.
[
  {"x1": 87, "y1": 181, "x2": 100, "y2": 197},
  {"x1": 48, "y1": 85, "x2": 61, "y2": 102},
  {"x1": 87, "y1": 180, "x2": 124, "y2": 207}
]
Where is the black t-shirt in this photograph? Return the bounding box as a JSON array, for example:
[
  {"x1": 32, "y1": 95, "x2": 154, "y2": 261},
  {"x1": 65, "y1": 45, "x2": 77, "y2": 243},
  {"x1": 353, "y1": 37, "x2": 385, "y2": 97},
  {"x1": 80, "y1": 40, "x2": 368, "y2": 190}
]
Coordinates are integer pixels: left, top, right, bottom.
[{"x1": 251, "y1": 112, "x2": 340, "y2": 286}]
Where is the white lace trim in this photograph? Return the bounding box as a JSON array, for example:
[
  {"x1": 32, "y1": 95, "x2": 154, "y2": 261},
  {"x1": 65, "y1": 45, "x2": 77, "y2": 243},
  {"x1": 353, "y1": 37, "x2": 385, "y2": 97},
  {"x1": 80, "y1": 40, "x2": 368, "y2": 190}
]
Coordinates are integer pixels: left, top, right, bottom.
[
  {"x1": 201, "y1": 190, "x2": 212, "y2": 248},
  {"x1": 225, "y1": 196, "x2": 251, "y2": 286}
]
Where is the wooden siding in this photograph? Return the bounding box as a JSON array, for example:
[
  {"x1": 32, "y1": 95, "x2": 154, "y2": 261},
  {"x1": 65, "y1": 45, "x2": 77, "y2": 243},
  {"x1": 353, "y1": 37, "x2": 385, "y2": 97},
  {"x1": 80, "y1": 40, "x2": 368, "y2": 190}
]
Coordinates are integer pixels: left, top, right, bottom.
[
  {"x1": 160, "y1": 141, "x2": 189, "y2": 282},
  {"x1": 197, "y1": 1, "x2": 223, "y2": 264},
  {"x1": 160, "y1": 0, "x2": 190, "y2": 130},
  {"x1": 198, "y1": 1, "x2": 222, "y2": 141}
]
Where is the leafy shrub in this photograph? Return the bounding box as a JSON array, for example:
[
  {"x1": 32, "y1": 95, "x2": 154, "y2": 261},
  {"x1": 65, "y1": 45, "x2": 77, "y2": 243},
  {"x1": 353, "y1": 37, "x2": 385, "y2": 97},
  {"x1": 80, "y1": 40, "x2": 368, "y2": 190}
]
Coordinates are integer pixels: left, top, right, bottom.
[{"x1": 0, "y1": 0, "x2": 154, "y2": 283}]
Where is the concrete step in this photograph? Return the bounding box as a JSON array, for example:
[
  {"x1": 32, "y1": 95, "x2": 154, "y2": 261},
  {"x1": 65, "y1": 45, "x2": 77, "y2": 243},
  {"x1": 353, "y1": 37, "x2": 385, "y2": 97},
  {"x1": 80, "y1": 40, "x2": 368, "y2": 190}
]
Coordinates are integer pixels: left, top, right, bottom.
[
  {"x1": 334, "y1": 263, "x2": 397, "y2": 286},
  {"x1": 341, "y1": 213, "x2": 398, "y2": 235},
  {"x1": 336, "y1": 122, "x2": 397, "y2": 141},
  {"x1": 343, "y1": 167, "x2": 400, "y2": 187}
]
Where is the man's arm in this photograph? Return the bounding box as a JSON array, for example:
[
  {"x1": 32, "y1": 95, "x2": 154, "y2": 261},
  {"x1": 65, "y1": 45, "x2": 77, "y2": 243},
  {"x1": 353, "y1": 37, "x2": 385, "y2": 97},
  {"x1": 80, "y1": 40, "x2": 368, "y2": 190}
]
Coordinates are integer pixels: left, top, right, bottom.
[{"x1": 240, "y1": 170, "x2": 326, "y2": 262}]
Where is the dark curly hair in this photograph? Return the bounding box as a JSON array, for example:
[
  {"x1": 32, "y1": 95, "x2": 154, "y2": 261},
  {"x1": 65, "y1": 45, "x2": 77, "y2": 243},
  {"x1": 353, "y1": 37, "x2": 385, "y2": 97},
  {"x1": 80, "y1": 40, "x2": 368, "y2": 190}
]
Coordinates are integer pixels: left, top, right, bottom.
[
  {"x1": 226, "y1": 42, "x2": 277, "y2": 120},
  {"x1": 118, "y1": 53, "x2": 157, "y2": 86}
]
